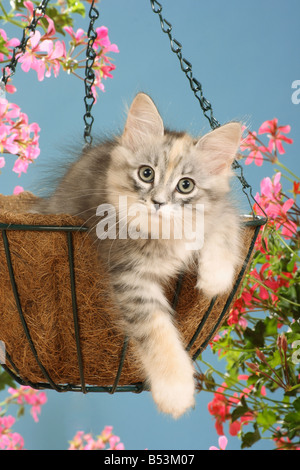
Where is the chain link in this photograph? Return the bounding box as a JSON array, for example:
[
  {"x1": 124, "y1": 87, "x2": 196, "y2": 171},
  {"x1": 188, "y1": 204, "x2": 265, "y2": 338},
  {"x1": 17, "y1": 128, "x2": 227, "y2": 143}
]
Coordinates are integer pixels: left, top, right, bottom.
[
  {"x1": 1, "y1": 0, "x2": 51, "y2": 86},
  {"x1": 150, "y1": 0, "x2": 220, "y2": 131},
  {"x1": 150, "y1": 0, "x2": 267, "y2": 219},
  {"x1": 83, "y1": 0, "x2": 99, "y2": 147}
]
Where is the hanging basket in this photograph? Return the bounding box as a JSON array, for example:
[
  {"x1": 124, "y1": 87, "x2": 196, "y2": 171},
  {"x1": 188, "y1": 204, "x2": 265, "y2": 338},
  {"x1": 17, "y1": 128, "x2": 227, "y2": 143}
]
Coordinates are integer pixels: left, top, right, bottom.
[{"x1": 0, "y1": 191, "x2": 266, "y2": 393}]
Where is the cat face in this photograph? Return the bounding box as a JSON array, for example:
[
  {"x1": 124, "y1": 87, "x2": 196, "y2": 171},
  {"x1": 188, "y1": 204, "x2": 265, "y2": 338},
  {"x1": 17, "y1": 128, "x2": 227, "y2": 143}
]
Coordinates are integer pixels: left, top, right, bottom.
[{"x1": 106, "y1": 93, "x2": 242, "y2": 241}]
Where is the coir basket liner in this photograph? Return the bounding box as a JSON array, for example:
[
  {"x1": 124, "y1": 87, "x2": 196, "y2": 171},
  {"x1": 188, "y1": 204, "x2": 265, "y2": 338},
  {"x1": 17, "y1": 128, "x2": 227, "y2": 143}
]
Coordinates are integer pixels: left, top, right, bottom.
[{"x1": 0, "y1": 192, "x2": 265, "y2": 393}]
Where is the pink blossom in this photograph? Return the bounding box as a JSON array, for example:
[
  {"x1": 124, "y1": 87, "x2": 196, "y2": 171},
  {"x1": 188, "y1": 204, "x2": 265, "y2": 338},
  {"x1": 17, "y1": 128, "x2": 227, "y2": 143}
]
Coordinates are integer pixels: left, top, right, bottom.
[
  {"x1": 0, "y1": 125, "x2": 19, "y2": 154},
  {"x1": 64, "y1": 26, "x2": 86, "y2": 45},
  {"x1": 240, "y1": 131, "x2": 265, "y2": 166},
  {"x1": 0, "y1": 414, "x2": 24, "y2": 450},
  {"x1": 260, "y1": 172, "x2": 282, "y2": 199},
  {"x1": 19, "y1": 31, "x2": 45, "y2": 80},
  {"x1": 94, "y1": 26, "x2": 119, "y2": 54},
  {"x1": 13, "y1": 158, "x2": 29, "y2": 176},
  {"x1": 109, "y1": 435, "x2": 125, "y2": 450},
  {"x1": 13, "y1": 185, "x2": 24, "y2": 195},
  {"x1": 0, "y1": 29, "x2": 20, "y2": 62},
  {"x1": 209, "y1": 435, "x2": 228, "y2": 450},
  {"x1": 259, "y1": 118, "x2": 293, "y2": 155},
  {"x1": 8, "y1": 386, "x2": 47, "y2": 422},
  {"x1": 0, "y1": 98, "x2": 21, "y2": 122},
  {"x1": 0, "y1": 156, "x2": 5, "y2": 168},
  {"x1": 68, "y1": 426, "x2": 125, "y2": 450},
  {"x1": 18, "y1": 1, "x2": 55, "y2": 37}
]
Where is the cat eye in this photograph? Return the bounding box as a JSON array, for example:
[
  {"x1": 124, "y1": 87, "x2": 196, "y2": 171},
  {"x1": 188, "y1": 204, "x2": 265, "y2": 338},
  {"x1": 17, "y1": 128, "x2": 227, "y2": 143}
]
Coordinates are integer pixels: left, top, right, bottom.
[
  {"x1": 176, "y1": 178, "x2": 195, "y2": 194},
  {"x1": 138, "y1": 166, "x2": 155, "y2": 183}
]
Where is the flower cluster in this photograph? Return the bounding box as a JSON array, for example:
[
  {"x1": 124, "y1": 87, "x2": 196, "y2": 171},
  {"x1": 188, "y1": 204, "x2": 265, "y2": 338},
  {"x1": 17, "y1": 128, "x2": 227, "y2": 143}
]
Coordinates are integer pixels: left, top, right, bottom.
[
  {"x1": 0, "y1": 0, "x2": 118, "y2": 190},
  {"x1": 207, "y1": 375, "x2": 263, "y2": 437},
  {"x1": 0, "y1": 414, "x2": 24, "y2": 450},
  {"x1": 224, "y1": 120, "x2": 299, "y2": 330},
  {"x1": 69, "y1": 426, "x2": 125, "y2": 450},
  {"x1": 241, "y1": 118, "x2": 293, "y2": 166},
  {"x1": 204, "y1": 118, "x2": 300, "y2": 449},
  {"x1": 7, "y1": 386, "x2": 47, "y2": 422},
  {"x1": 13, "y1": 1, "x2": 119, "y2": 98},
  {"x1": 0, "y1": 97, "x2": 40, "y2": 176},
  {"x1": 0, "y1": 384, "x2": 47, "y2": 450}
]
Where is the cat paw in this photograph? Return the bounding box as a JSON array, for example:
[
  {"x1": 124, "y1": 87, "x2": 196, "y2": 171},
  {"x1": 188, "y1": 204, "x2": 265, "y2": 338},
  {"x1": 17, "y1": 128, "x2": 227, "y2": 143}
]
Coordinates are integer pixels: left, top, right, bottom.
[
  {"x1": 151, "y1": 369, "x2": 195, "y2": 419},
  {"x1": 197, "y1": 262, "x2": 235, "y2": 298}
]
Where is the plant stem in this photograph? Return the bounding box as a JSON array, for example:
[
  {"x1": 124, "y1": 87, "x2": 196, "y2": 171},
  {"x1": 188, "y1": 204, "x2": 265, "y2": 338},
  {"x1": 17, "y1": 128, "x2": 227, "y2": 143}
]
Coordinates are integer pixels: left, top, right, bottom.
[
  {"x1": 276, "y1": 161, "x2": 300, "y2": 181},
  {"x1": 273, "y1": 232, "x2": 300, "y2": 260}
]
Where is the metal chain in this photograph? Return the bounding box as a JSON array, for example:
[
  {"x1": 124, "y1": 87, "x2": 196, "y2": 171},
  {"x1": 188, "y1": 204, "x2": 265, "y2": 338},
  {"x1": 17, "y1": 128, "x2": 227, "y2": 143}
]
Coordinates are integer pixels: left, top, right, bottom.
[
  {"x1": 150, "y1": 0, "x2": 267, "y2": 218},
  {"x1": 150, "y1": 0, "x2": 220, "y2": 131},
  {"x1": 83, "y1": 0, "x2": 99, "y2": 147},
  {"x1": 1, "y1": 0, "x2": 51, "y2": 86}
]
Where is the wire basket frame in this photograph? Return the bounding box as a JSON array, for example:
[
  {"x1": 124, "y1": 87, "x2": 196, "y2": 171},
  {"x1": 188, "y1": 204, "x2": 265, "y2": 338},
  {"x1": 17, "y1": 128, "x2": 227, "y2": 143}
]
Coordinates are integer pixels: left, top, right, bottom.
[{"x1": 0, "y1": 206, "x2": 266, "y2": 394}]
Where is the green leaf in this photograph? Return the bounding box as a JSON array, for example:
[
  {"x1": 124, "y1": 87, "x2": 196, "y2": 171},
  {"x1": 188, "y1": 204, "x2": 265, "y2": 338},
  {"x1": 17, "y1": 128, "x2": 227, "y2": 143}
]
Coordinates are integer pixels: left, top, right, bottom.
[
  {"x1": 241, "y1": 424, "x2": 261, "y2": 449},
  {"x1": 287, "y1": 254, "x2": 296, "y2": 273},
  {"x1": 67, "y1": 0, "x2": 86, "y2": 17},
  {"x1": 17, "y1": 405, "x2": 25, "y2": 418},
  {"x1": 265, "y1": 317, "x2": 279, "y2": 337},
  {"x1": 256, "y1": 408, "x2": 277, "y2": 432},
  {"x1": 268, "y1": 350, "x2": 282, "y2": 369},
  {"x1": 231, "y1": 396, "x2": 249, "y2": 423},
  {"x1": 293, "y1": 397, "x2": 300, "y2": 412},
  {"x1": 244, "y1": 321, "x2": 266, "y2": 348},
  {"x1": 0, "y1": 36, "x2": 9, "y2": 57},
  {"x1": 285, "y1": 410, "x2": 300, "y2": 424},
  {"x1": 0, "y1": 370, "x2": 16, "y2": 391}
]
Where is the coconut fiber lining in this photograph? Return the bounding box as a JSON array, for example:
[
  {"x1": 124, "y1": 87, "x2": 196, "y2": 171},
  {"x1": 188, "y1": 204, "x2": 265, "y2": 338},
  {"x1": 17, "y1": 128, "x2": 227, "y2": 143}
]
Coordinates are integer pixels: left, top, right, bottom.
[{"x1": 0, "y1": 192, "x2": 258, "y2": 388}]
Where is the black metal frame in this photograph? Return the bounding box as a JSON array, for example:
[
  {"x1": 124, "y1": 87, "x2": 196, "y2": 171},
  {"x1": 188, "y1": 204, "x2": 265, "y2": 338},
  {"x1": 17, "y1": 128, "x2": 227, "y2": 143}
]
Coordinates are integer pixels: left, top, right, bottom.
[{"x1": 0, "y1": 216, "x2": 266, "y2": 394}]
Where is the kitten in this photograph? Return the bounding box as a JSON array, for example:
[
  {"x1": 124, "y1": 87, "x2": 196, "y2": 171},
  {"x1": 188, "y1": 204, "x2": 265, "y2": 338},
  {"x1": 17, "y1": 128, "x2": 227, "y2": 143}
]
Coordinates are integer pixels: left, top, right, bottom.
[{"x1": 35, "y1": 93, "x2": 242, "y2": 418}]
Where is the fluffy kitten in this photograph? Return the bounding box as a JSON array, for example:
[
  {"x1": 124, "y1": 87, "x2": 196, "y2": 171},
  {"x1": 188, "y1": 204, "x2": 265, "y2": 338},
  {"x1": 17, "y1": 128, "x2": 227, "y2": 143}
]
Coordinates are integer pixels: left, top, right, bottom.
[{"x1": 35, "y1": 93, "x2": 242, "y2": 418}]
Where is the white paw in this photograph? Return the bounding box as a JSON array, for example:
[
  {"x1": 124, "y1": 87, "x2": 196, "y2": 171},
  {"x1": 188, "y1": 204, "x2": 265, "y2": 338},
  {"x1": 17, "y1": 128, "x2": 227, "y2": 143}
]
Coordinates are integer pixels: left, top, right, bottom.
[
  {"x1": 197, "y1": 261, "x2": 235, "y2": 298},
  {"x1": 151, "y1": 366, "x2": 195, "y2": 419}
]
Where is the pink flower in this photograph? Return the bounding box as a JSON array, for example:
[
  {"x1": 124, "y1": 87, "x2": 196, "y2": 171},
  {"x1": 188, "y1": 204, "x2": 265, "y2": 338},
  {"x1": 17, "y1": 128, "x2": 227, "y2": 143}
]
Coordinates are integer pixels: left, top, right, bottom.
[
  {"x1": 0, "y1": 125, "x2": 19, "y2": 154},
  {"x1": 259, "y1": 118, "x2": 293, "y2": 155},
  {"x1": 0, "y1": 413, "x2": 25, "y2": 450},
  {"x1": 0, "y1": 29, "x2": 20, "y2": 62},
  {"x1": 260, "y1": 172, "x2": 281, "y2": 199},
  {"x1": 18, "y1": 1, "x2": 55, "y2": 37},
  {"x1": 40, "y1": 39, "x2": 66, "y2": 78},
  {"x1": 209, "y1": 435, "x2": 228, "y2": 450},
  {"x1": 13, "y1": 158, "x2": 29, "y2": 176},
  {"x1": 19, "y1": 31, "x2": 46, "y2": 81},
  {"x1": 241, "y1": 131, "x2": 265, "y2": 166},
  {"x1": 64, "y1": 26, "x2": 86, "y2": 45},
  {"x1": 0, "y1": 156, "x2": 5, "y2": 168},
  {"x1": 0, "y1": 98, "x2": 21, "y2": 122},
  {"x1": 94, "y1": 26, "x2": 119, "y2": 54},
  {"x1": 8, "y1": 386, "x2": 47, "y2": 422},
  {"x1": 13, "y1": 185, "x2": 24, "y2": 195},
  {"x1": 68, "y1": 426, "x2": 124, "y2": 450}
]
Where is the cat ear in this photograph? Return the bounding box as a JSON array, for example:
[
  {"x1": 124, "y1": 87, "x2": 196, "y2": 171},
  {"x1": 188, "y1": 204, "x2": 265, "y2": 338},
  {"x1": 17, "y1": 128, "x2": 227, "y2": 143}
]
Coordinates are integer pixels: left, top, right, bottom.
[
  {"x1": 122, "y1": 93, "x2": 164, "y2": 150},
  {"x1": 195, "y1": 122, "x2": 242, "y2": 174}
]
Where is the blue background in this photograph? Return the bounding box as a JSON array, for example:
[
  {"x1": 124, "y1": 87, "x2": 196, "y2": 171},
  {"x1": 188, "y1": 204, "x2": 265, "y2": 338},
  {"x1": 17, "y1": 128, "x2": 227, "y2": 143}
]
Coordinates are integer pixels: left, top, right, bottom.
[{"x1": 0, "y1": 0, "x2": 299, "y2": 450}]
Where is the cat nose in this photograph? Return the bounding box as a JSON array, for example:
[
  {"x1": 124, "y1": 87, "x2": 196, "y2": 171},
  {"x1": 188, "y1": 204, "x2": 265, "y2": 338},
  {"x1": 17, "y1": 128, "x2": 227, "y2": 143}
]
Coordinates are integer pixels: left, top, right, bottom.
[{"x1": 151, "y1": 199, "x2": 166, "y2": 210}]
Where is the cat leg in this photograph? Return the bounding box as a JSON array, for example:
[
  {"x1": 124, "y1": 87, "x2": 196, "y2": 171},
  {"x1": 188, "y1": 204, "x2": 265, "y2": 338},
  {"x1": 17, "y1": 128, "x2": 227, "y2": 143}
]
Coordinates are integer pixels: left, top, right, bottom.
[
  {"x1": 134, "y1": 309, "x2": 195, "y2": 419},
  {"x1": 112, "y1": 276, "x2": 195, "y2": 419},
  {"x1": 197, "y1": 217, "x2": 241, "y2": 299}
]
